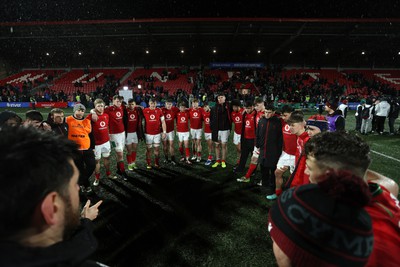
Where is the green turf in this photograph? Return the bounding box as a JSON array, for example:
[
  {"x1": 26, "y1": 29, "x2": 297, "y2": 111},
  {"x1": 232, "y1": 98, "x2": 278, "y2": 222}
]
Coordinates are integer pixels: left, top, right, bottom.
[{"x1": 2, "y1": 107, "x2": 400, "y2": 267}]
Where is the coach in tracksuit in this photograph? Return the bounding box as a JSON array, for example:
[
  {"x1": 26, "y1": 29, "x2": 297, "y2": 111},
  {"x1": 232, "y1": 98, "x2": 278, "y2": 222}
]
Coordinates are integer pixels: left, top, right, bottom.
[
  {"x1": 256, "y1": 104, "x2": 283, "y2": 197},
  {"x1": 210, "y1": 92, "x2": 231, "y2": 168}
]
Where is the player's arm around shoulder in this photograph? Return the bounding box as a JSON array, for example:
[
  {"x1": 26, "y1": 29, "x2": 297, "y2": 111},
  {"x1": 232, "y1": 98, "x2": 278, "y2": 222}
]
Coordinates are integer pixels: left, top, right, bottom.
[
  {"x1": 83, "y1": 116, "x2": 92, "y2": 133},
  {"x1": 367, "y1": 169, "x2": 399, "y2": 197}
]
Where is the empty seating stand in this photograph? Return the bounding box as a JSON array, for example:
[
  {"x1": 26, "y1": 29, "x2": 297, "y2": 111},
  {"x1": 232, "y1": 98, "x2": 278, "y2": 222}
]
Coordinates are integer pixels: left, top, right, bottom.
[
  {"x1": 121, "y1": 68, "x2": 195, "y2": 94},
  {"x1": 50, "y1": 69, "x2": 129, "y2": 94},
  {"x1": 1, "y1": 69, "x2": 65, "y2": 88}
]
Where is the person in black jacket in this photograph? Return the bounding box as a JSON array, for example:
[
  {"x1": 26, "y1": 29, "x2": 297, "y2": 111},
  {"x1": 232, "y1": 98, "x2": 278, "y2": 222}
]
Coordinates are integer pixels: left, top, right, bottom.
[
  {"x1": 210, "y1": 92, "x2": 231, "y2": 168},
  {"x1": 388, "y1": 97, "x2": 399, "y2": 135},
  {"x1": 0, "y1": 126, "x2": 106, "y2": 267},
  {"x1": 47, "y1": 108, "x2": 68, "y2": 136},
  {"x1": 256, "y1": 104, "x2": 283, "y2": 199}
]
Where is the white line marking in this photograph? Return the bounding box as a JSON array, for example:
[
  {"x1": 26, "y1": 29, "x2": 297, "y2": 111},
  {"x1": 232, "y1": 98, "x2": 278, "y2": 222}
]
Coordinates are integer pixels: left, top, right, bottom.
[{"x1": 371, "y1": 150, "x2": 400, "y2": 163}]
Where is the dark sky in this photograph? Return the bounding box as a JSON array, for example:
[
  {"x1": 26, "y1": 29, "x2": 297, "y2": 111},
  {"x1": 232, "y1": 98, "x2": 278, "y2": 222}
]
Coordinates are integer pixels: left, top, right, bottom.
[{"x1": 1, "y1": 0, "x2": 399, "y2": 22}]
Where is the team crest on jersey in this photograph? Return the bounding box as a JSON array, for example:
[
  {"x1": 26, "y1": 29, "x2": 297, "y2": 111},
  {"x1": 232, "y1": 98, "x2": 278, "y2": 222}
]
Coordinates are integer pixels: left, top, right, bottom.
[
  {"x1": 100, "y1": 121, "x2": 106, "y2": 127},
  {"x1": 116, "y1": 112, "x2": 122, "y2": 117},
  {"x1": 150, "y1": 114, "x2": 156, "y2": 120},
  {"x1": 130, "y1": 114, "x2": 136, "y2": 120}
]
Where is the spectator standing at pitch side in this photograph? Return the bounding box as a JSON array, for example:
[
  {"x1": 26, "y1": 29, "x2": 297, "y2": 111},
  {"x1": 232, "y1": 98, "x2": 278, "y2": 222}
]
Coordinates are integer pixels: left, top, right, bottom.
[
  {"x1": 375, "y1": 96, "x2": 391, "y2": 134},
  {"x1": 388, "y1": 96, "x2": 399, "y2": 135},
  {"x1": 360, "y1": 99, "x2": 373, "y2": 135},
  {"x1": 325, "y1": 98, "x2": 345, "y2": 132},
  {"x1": 337, "y1": 98, "x2": 348, "y2": 119},
  {"x1": 210, "y1": 92, "x2": 231, "y2": 168},
  {"x1": 355, "y1": 100, "x2": 364, "y2": 132}
]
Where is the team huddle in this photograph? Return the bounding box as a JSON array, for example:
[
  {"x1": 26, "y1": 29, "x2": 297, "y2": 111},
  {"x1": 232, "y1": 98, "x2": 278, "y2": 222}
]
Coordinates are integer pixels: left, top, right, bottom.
[{"x1": 66, "y1": 94, "x2": 241, "y2": 190}]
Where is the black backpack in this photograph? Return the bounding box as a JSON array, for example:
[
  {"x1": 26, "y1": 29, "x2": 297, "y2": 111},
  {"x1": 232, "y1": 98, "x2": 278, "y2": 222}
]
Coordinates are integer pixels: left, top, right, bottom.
[{"x1": 362, "y1": 106, "x2": 370, "y2": 119}]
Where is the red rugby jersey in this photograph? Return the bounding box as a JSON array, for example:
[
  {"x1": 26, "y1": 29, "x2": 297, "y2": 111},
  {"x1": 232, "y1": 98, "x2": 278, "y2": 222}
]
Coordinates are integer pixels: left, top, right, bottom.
[
  {"x1": 281, "y1": 119, "x2": 297, "y2": 156},
  {"x1": 176, "y1": 111, "x2": 190, "y2": 133},
  {"x1": 189, "y1": 107, "x2": 203, "y2": 130},
  {"x1": 202, "y1": 109, "x2": 211, "y2": 133},
  {"x1": 290, "y1": 131, "x2": 310, "y2": 187},
  {"x1": 162, "y1": 106, "x2": 178, "y2": 133},
  {"x1": 104, "y1": 105, "x2": 125, "y2": 134},
  {"x1": 365, "y1": 183, "x2": 400, "y2": 267},
  {"x1": 87, "y1": 113, "x2": 110, "y2": 145},
  {"x1": 231, "y1": 108, "x2": 243, "y2": 134},
  {"x1": 243, "y1": 111, "x2": 256, "y2": 139},
  {"x1": 143, "y1": 107, "x2": 164, "y2": 135},
  {"x1": 126, "y1": 108, "x2": 140, "y2": 133}
]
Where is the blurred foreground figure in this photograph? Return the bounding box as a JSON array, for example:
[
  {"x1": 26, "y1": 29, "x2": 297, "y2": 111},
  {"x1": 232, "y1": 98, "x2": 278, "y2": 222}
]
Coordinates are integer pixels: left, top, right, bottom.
[
  {"x1": 279, "y1": 131, "x2": 400, "y2": 267},
  {"x1": 0, "y1": 126, "x2": 106, "y2": 267},
  {"x1": 269, "y1": 170, "x2": 373, "y2": 267}
]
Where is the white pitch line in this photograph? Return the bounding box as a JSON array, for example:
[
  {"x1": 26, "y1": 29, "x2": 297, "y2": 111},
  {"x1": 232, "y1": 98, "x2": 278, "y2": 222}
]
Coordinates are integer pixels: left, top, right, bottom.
[{"x1": 371, "y1": 150, "x2": 400, "y2": 163}]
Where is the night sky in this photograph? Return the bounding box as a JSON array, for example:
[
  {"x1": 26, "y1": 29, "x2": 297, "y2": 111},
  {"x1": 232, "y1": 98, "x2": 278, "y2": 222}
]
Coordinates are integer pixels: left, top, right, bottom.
[{"x1": 1, "y1": 0, "x2": 399, "y2": 22}]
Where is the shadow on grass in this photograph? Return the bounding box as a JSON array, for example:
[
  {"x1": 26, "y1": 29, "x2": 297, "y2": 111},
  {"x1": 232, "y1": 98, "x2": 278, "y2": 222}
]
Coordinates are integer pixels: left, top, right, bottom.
[{"x1": 90, "y1": 160, "x2": 275, "y2": 267}]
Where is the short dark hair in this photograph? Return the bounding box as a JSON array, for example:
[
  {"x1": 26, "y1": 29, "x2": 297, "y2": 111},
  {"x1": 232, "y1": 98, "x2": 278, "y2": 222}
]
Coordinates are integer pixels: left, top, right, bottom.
[
  {"x1": 281, "y1": 105, "x2": 294, "y2": 114},
  {"x1": 265, "y1": 103, "x2": 275, "y2": 111},
  {"x1": 0, "y1": 126, "x2": 79, "y2": 239},
  {"x1": 128, "y1": 98, "x2": 135, "y2": 104},
  {"x1": 287, "y1": 112, "x2": 305, "y2": 124},
  {"x1": 304, "y1": 131, "x2": 371, "y2": 178},
  {"x1": 254, "y1": 98, "x2": 264, "y2": 105},
  {"x1": 244, "y1": 101, "x2": 254, "y2": 108},
  {"x1": 231, "y1": 99, "x2": 241, "y2": 107},
  {"x1": 25, "y1": 110, "x2": 43, "y2": 122}
]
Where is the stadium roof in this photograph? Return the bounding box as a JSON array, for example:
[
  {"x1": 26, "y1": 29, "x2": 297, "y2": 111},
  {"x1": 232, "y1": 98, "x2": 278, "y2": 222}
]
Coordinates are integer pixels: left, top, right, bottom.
[{"x1": 1, "y1": 1, "x2": 400, "y2": 68}]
